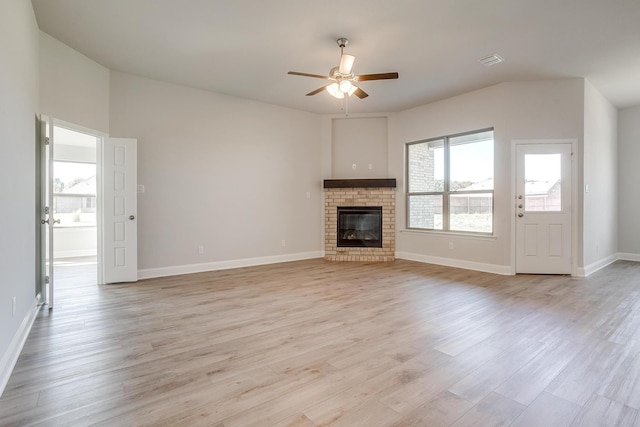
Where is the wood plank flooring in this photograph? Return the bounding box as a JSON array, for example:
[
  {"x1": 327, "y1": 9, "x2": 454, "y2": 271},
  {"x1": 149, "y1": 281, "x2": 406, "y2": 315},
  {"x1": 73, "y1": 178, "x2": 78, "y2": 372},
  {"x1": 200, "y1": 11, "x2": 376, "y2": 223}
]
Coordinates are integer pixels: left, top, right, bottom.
[{"x1": 2, "y1": 259, "x2": 640, "y2": 426}]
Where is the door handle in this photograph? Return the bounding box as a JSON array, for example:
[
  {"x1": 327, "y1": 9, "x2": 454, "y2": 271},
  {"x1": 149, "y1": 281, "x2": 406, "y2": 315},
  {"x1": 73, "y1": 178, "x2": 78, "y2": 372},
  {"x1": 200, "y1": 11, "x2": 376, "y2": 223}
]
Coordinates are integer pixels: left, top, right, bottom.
[
  {"x1": 518, "y1": 213, "x2": 524, "y2": 217},
  {"x1": 41, "y1": 218, "x2": 60, "y2": 225}
]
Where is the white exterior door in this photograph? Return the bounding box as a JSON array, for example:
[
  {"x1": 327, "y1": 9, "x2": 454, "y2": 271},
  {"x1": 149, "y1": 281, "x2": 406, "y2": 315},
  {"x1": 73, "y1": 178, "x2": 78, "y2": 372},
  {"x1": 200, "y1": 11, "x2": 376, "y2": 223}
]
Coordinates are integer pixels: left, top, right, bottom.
[
  {"x1": 102, "y1": 138, "x2": 138, "y2": 283},
  {"x1": 515, "y1": 143, "x2": 573, "y2": 274}
]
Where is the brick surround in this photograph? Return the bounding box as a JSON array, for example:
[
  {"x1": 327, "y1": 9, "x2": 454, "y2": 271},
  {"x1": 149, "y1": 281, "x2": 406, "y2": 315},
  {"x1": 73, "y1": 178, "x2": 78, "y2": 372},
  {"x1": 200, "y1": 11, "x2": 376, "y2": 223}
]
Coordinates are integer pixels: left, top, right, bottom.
[{"x1": 324, "y1": 187, "x2": 395, "y2": 261}]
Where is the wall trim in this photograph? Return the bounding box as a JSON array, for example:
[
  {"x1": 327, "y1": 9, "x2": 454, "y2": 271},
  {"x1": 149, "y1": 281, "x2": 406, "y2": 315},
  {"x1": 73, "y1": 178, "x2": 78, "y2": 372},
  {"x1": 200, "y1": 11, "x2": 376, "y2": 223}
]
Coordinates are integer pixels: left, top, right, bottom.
[
  {"x1": 0, "y1": 297, "x2": 40, "y2": 397},
  {"x1": 576, "y1": 253, "x2": 619, "y2": 277},
  {"x1": 396, "y1": 251, "x2": 512, "y2": 275},
  {"x1": 618, "y1": 252, "x2": 640, "y2": 262},
  {"x1": 137, "y1": 251, "x2": 324, "y2": 280}
]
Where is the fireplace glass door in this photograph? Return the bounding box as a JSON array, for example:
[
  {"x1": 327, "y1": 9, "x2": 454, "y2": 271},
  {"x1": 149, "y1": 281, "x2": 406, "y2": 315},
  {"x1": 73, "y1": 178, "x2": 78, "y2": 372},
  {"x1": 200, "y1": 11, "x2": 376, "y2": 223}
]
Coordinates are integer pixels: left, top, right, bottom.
[{"x1": 337, "y1": 206, "x2": 382, "y2": 247}]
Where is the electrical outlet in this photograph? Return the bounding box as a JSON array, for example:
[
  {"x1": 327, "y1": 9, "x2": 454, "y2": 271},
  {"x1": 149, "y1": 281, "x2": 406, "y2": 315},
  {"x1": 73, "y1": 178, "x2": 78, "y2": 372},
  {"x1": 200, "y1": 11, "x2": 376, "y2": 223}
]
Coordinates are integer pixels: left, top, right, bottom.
[
  {"x1": 448, "y1": 242, "x2": 454, "y2": 250},
  {"x1": 12, "y1": 296, "x2": 16, "y2": 316},
  {"x1": 368, "y1": 164, "x2": 373, "y2": 170},
  {"x1": 351, "y1": 163, "x2": 357, "y2": 170},
  {"x1": 281, "y1": 240, "x2": 286, "y2": 247},
  {"x1": 306, "y1": 192, "x2": 311, "y2": 199},
  {"x1": 198, "y1": 245, "x2": 204, "y2": 254}
]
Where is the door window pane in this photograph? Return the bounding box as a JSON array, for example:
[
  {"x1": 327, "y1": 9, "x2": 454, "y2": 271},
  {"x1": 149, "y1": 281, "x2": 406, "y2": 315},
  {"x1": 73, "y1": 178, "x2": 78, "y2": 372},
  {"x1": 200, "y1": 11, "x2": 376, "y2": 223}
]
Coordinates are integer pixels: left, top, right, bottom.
[{"x1": 524, "y1": 154, "x2": 561, "y2": 212}]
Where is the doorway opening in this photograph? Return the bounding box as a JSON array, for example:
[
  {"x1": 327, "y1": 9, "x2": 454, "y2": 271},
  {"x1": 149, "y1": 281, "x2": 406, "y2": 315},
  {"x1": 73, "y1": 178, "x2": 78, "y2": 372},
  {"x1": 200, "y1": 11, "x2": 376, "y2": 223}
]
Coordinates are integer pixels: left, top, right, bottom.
[{"x1": 46, "y1": 122, "x2": 101, "y2": 300}]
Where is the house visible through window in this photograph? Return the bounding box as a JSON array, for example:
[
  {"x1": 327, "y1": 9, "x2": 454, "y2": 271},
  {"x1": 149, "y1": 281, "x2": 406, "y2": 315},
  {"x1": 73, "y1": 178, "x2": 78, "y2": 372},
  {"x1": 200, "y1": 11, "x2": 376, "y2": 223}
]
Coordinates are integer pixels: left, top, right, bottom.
[
  {"x1": 53, "y1": 161, "x2": 97, "y2": 226},
  {"x1": 406, "y1": 128, "x2": 494, "y2": 234}
]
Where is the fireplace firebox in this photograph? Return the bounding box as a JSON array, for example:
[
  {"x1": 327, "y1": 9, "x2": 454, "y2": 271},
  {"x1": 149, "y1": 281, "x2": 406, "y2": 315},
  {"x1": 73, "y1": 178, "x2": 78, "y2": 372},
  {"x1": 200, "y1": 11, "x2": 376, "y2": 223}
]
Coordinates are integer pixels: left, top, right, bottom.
[{"x1": 337, "y1": 206, "x2": 382, "y2": 248}]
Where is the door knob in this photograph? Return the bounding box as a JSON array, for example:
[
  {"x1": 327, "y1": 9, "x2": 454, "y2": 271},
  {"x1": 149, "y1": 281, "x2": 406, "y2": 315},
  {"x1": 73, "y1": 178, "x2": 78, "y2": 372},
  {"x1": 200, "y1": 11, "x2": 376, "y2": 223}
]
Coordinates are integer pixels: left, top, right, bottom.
[
  {"x1": 129, "y1": 215, "x2": 135, "y2": 220},
  {"x1": 518, "y1": 213, "x2": 524, "y2": 217},
  {"x1": 41, "y1": 218, "x2": 61, "y2": 224}
]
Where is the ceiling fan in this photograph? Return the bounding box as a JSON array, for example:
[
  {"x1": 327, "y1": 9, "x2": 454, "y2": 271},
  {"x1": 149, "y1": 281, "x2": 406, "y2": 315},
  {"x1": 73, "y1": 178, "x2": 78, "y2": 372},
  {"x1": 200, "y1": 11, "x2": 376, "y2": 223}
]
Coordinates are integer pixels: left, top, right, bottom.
[{"x1": 288, "y1": 38, "x2": 399, "y2": 100}]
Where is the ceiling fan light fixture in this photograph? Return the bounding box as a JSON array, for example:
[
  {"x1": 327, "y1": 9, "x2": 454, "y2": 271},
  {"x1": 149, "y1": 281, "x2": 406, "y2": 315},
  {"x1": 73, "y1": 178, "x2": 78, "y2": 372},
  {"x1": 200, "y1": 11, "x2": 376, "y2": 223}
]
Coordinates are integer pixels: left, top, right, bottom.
[
  {"x1": 339, "y1": 80, "x2": 353, "y2": 93},
  {"x1": 327, "y1": 83, "x2": 345, "y2": 99}
]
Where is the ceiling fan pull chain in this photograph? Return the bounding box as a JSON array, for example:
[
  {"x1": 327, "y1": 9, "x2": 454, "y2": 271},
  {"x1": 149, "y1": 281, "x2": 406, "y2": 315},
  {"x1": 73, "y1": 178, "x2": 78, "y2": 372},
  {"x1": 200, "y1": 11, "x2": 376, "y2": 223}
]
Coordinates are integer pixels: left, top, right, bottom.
[{"x1": 345, "y1": 93, "x2": 349, "y2": 117}]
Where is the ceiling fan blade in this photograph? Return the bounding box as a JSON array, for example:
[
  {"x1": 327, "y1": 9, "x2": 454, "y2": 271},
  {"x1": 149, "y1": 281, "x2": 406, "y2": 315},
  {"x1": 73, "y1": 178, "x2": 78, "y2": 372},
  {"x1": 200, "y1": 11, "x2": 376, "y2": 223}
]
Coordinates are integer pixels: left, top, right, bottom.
[
  {"x1": 356, "y1": 72, "x2": 399, "y2": 81},
  {"x1": 288, "y1": 71, "x2": 330, "y2": 79},
  {"x1": 338, "y1": 54, "x2": 355, "y2": 74},
  {"x1": 353, "y1": 87, "x2": 369, "y2": 99},
  {"x1": 306, "y1": 85, "x2": 329, "y2": 96}
]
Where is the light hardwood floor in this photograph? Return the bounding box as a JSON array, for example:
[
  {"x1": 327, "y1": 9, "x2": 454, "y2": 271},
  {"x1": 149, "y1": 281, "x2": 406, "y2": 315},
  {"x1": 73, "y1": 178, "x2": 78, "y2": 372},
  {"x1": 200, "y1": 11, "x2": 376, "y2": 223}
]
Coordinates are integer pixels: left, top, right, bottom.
[{"x1": 2, "y1": 259, "x2": 640, "y2": 426}]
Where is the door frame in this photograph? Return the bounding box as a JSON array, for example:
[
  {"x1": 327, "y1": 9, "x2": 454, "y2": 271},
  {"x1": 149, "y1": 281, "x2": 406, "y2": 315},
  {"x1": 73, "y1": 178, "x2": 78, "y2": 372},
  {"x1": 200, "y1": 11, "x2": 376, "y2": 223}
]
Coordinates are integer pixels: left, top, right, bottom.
[{"x1": 510, "y1": 139, "x2": 579, "y2": 276}]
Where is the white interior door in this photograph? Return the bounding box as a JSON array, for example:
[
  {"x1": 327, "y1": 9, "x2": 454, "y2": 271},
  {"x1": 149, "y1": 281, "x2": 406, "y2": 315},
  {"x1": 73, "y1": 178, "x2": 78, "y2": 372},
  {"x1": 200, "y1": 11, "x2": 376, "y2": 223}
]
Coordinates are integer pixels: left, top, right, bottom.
[
  {"x1": 515, "y1": 143, "x2": 572, "y2": 274},
  {"x1": 102, "y1": 138, "x2": 138, "y2": 283}
]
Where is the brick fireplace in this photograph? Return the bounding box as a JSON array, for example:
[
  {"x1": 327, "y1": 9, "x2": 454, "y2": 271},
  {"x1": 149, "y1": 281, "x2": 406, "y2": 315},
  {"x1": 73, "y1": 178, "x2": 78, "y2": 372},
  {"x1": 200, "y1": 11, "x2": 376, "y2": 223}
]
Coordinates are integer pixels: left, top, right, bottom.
[{"x1": 324, "y1": 179, "x2": 396, "y2": 262}]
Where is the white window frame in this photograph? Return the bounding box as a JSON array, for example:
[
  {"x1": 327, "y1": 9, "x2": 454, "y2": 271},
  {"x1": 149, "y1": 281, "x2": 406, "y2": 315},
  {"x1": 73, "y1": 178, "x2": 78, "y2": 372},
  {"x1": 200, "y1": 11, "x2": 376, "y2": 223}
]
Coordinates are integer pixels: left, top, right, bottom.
[{"x1": 406, "y1": 128, "x2": 495, "y2": 235}]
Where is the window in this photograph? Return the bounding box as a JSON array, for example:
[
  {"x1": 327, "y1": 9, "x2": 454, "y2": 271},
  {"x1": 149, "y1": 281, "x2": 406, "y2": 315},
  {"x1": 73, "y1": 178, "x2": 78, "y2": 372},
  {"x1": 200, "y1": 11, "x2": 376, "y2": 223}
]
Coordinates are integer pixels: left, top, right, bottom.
[{"x1": 407, "y1": 128, "x2": 494, "y2": 234}]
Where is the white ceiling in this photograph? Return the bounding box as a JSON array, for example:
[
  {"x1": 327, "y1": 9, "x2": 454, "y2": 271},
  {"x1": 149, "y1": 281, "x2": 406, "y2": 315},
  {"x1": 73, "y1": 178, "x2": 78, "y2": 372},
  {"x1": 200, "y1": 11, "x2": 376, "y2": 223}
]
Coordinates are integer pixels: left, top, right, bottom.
[{"x1": 31, "y1": 0, "x2": 640, "y2": 114}]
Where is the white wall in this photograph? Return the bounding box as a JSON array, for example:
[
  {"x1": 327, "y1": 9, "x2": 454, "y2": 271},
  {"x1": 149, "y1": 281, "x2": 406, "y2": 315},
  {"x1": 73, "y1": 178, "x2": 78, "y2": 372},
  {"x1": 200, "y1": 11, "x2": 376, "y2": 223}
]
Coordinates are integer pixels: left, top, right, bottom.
[
  {"x1": 389, "y1": 80, "x2": 585, "y2": 273},
  {"x1": 582, "y1": 81, "x2": 618, "y2": 273},
  {"x1": 0, "y1": 0, "x2": 40, "y2": 393},
  {"x1": 618, "y1": 105, "x2": 640, "y2": 259},
  {"x1": 54, "y1": 227, "x2": 97, "y2": 258},
  {"x1": 331, "y1": 117, "x2": 388, "y2": 178},
  {"x1": 39, "y1": 31, "x2": 110, "y2": 133},
  {"x1": 109, "y1": 71, "x2": 323, "y2": 275}
]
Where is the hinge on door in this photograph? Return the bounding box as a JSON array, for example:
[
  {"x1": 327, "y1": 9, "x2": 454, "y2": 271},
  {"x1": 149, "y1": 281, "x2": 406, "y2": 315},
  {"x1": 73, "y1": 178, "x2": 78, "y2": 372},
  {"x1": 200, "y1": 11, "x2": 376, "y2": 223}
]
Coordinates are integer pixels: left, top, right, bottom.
[
  {"x1": 45, "y1": 276, "x2": 50, "y2": 284},
  {"x1": 44, "y1": 136, "x2": 50, "y2": 145},
  {"x1": 44, "y1": 206, "x2": 50, "y2": 215}
]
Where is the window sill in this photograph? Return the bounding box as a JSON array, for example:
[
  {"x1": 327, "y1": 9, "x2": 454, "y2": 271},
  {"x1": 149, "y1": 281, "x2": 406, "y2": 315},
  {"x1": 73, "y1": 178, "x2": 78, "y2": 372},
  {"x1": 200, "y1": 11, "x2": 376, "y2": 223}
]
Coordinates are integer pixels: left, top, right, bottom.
[{"x1": 400, "y1": 228, "x2": 497, "y2": 240}]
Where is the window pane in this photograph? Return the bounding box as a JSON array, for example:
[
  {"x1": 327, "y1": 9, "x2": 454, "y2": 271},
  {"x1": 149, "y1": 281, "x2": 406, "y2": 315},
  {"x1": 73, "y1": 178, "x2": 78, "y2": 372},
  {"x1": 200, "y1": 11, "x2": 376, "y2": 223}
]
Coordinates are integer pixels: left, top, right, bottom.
[
  {"x1": 408, "y1": 195, "x2": 443, "y2": 230},
  {"x1": 408, "y1": 140, "x2": 444, "y2": 192},
  {"x1": 449, "y1": 193, "x2": 493, "y2": 233},
  {"x1": 524, "y1": 154, "x2": 561, "y2": 212},
  {"x1": 450, "y1": 131, "x2": 494, "y2": 191}
]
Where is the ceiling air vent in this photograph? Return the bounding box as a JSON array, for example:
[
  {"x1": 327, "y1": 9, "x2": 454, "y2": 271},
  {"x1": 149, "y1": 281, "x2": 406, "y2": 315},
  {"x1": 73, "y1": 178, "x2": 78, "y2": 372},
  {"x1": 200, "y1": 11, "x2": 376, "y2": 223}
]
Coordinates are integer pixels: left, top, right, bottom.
[{"x1": 478, "y1": 54, "x2": 504, "y2": 66}]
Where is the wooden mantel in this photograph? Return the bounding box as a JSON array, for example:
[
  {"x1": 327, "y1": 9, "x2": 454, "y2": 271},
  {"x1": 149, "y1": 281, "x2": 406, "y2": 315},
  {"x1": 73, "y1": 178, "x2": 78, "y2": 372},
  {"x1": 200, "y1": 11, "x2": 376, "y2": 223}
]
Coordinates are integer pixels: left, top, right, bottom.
[{"x1": 323, "y1": 178, "x2": 396, "y2": 189}]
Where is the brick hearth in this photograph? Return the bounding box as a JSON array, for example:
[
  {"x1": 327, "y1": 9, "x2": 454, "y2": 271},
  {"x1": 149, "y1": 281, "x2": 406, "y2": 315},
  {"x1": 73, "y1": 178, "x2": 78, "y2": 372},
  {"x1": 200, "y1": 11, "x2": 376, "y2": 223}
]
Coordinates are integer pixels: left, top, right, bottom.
[{"x1": 324, "y1": 181, "x2": 396, "y2": 262}]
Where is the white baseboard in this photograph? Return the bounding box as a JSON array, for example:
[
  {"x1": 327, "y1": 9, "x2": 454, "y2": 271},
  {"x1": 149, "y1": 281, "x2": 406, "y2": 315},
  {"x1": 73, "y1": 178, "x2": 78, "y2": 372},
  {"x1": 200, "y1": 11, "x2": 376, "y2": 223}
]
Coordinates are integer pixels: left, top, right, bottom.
[
  {"x1": 577, "y1": 253, "x2": 619, "y2": 277},
  {"x1": 618, "y1": 252, "x2": 640, "y2": 262},
  {"x1": 395, "y1": 251, "x2": 512, "y2": 275},
  {"x1": 0, "y1": 297, "x2": 40, "y2": 397},
  {"x1": 137, "y1": 251, "x2": 324, "y2": 280}
]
